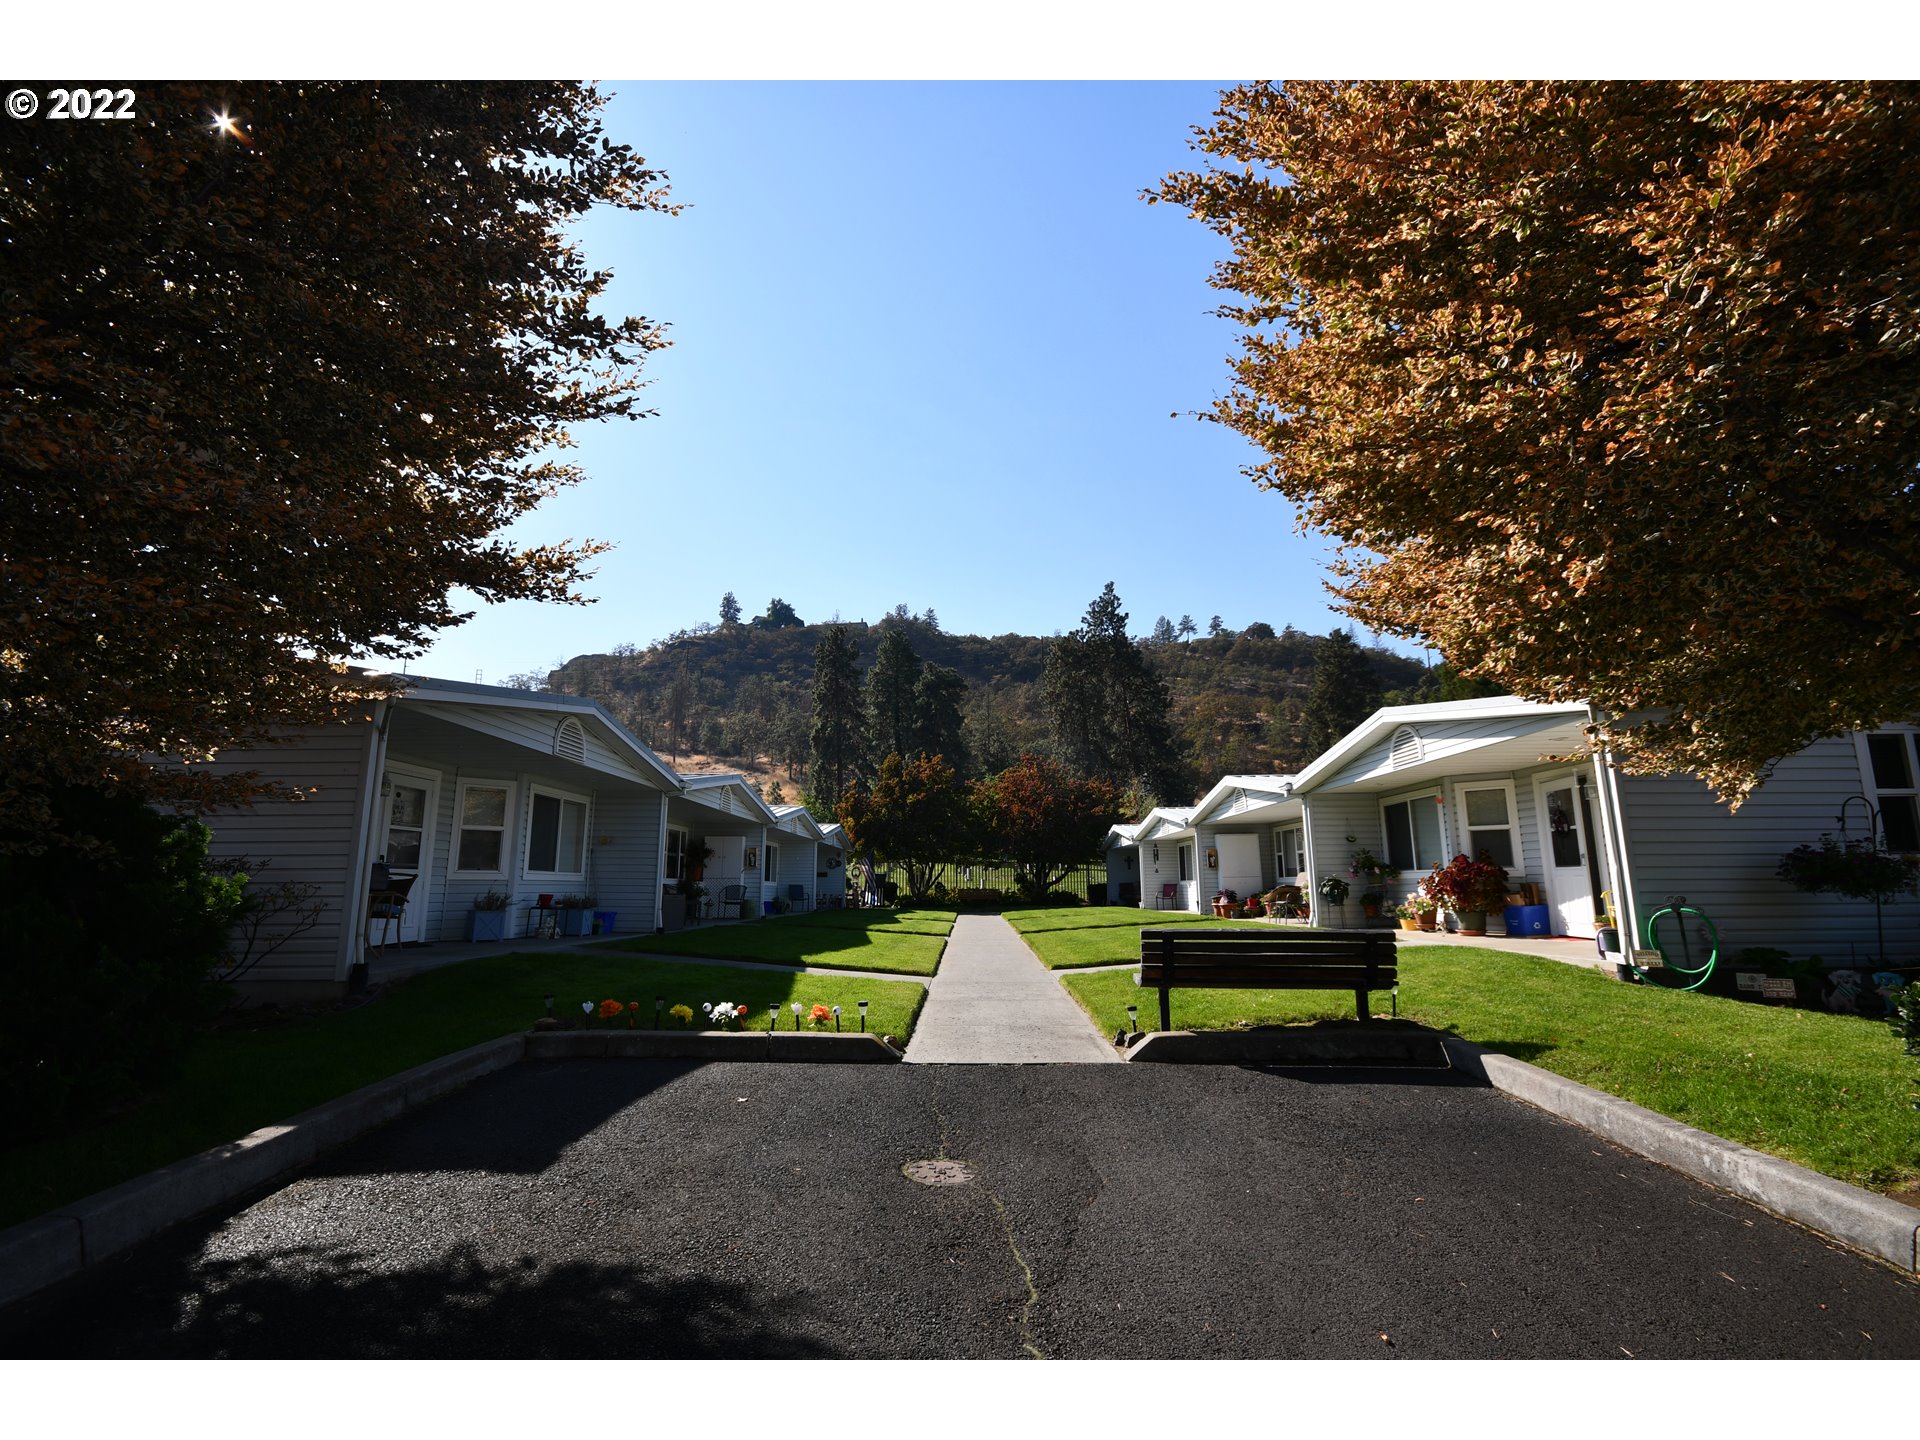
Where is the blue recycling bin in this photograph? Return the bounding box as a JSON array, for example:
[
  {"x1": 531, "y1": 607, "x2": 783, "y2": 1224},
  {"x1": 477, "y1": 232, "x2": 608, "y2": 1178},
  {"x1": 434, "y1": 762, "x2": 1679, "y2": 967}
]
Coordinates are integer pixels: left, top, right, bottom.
[{"x1": 1503, "y1": 903, "x2": 1551, "y2": 936}]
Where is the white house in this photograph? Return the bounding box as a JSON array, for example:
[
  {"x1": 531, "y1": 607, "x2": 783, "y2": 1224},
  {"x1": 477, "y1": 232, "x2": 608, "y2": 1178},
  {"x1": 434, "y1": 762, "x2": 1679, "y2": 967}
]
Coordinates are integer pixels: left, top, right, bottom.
[
  {"x1": 1114, "y1": 697, "x2": 1918, "y2": 967},
  {"x1": 200, "y1": 675, "x2": 685, "y2": 1000}
]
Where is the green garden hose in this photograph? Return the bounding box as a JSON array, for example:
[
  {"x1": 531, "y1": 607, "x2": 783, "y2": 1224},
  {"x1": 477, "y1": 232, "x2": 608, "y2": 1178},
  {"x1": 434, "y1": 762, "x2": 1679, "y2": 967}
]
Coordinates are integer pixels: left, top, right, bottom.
[{"x1": 1636, "y1": 901, "x2": 1720, "y2": 992}]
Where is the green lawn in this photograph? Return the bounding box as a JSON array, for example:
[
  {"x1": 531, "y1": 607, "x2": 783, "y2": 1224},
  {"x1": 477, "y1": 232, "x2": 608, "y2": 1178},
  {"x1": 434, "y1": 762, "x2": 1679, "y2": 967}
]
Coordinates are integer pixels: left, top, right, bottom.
[
  {"x1": 0, "y1": 950, "x2": 926, "y2": 1232},
  {"x1": 1018, "y1": 914, "x2": 1281, "y2": 969},
  {"x1": 1003, "y1": 904, "x2": 1219, "y2": 935},
  {"x1": 1061, "y1": 945, "x2": 1920, "y2": 1191},
  {"x1": 614, "y1": 908, "x2": 949, "y2": 974}
]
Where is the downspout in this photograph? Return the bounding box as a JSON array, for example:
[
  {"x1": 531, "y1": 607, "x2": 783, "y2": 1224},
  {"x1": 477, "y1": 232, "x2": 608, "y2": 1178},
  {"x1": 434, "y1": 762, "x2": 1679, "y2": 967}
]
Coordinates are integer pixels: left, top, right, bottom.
[{"x1": 1588, "y1": 705, "x2": 1642, "y2": 953}]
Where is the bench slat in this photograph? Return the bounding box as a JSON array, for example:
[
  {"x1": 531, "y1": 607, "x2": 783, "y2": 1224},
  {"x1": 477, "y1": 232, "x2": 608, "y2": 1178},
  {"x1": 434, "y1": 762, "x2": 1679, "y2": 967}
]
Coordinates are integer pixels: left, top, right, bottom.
[
  {"x1": 1139, "y1": 943, "x2": 1394, "y2": 961},
  {"x1": 1137, "y1": 970, "x2": 1395, "y2": 989}
]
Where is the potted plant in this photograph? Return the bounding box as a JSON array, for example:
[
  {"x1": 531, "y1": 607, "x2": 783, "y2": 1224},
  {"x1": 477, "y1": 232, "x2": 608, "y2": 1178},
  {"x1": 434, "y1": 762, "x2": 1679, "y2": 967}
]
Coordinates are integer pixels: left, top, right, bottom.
[
  {"x1": 1316, "y1": 873, "x2": 1350, "y2": 920},
  {"x1": 1393, "y1": 899, "x2": 1425, "y2": 933},
  {"x1": 1359, "y1": 888, "x2": 1385, "y2": 920},
  {"x1": 1777, "y1": 833, "x2": 1920, "y2": 967},
  {"x1": 683, "y1": 881, "x2": 709, "y2": 923},
  {"x1": 1404, "y1": 893, "x2": 1439, "y2": 931},
  {"x1": 1212, "y1": 887, "x2": 1238, "y2": 918},
  {"x1": 553, "y1": 894, "x2": 596, "y2": 937},
  {"x1": 467, "y1": 888, "x2": 511, "y2": 942},
  {"x1": 1424, "y1": 853, "x2": 1510, "y2": 936}
]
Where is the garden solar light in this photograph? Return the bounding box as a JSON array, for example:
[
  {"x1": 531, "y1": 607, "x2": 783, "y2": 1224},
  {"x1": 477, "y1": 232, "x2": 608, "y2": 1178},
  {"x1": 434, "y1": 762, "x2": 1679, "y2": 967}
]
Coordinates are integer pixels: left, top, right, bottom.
[
  {"x1": 858, "y1": 999, "x2": 869, "y2": 1031},
  {"x1": 1126, "y1": 1004, "x2": 1138, "y2": 1033},
  {"x1": 581, "y1": 1001, "x2": 592, "y2": 1015},
  {"x1": 832, "y1": 1004, "x2": 841, "y2": 1032},
  {"x1": 791, "y1": 1001, "x2": 802, "y2": 1030},
  {"x1": 769, "y1": 1003, "x2": 778, "y2": 1029},
  {"x1": 544, "y1": 993, "x2": 553, "y2": 1016},
  {"x1": 654, "y1": 996, "x2": 664, "y2": 1025}
]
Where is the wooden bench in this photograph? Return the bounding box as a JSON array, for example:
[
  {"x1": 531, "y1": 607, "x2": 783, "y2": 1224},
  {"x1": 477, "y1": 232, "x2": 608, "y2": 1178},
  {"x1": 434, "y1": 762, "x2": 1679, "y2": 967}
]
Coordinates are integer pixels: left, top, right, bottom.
[{"x1": 1137, "y1": 927, "x2": 1398, "y2": 1031}]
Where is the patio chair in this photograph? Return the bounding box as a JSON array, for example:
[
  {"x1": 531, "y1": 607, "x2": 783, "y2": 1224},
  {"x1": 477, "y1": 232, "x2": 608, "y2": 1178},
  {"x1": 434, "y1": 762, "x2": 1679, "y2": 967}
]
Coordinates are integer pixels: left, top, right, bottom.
[
  {"x1": 1157, "y1": 883, "x2": 1178, "y2": 910},
  {"x1": 786, "y1": 884, "x2": 811, "y2": 913},
  {"x1": 366, "y1": 873, "x2": 416, "y2": 956},
  {"x1": 719, "y1": 883, "x2": 748, "y2": 919}
]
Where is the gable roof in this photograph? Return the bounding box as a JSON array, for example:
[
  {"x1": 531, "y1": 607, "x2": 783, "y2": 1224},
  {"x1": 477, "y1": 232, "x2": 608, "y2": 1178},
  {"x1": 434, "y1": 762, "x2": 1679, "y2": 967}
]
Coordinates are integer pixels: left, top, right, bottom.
[
  {"x1": 387, "y1": 673, "x2": 684, "y2": 791},
  {"x1": 1290, "y1": 696, "x2": 1594, "y2": 796},
  {"x1": 677, "y1": 771, "x2": 783, "y2": 824},
  {"x1": 1188, "y1": 773, "x2": 1298, "y2": 827}
]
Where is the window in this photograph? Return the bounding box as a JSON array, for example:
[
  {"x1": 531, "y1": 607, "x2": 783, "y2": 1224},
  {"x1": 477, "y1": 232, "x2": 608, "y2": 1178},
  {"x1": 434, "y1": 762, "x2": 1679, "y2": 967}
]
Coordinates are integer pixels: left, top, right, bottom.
[
  {"x1": 527, "y1": 788, "x2": 588, "y2": 875},
  {"x1": 1178, "y1": 844, "x2": 1193, "y2": 882},
  {"x1": 764, "y1": 843, "x2": 779, "y2": 883},
  {"x1": 454, "y1": 782, "x2": 510, "y2": 873},
  {"x1": 1275, "y1": 824, "x2": 1305, "y2": 880},
  {"x1": 1381, "y1": 792, "x2": 1445, "y2": 873},
  {"x1": 665, "y1": 827, "x2": 688, "y2": 882},
  {"x1": 1866, "y1": 731, "x2": 1920, "y2": 851},
  {"x1": 1456, "y1": 783, "x2": 1518, "y2": 869}
]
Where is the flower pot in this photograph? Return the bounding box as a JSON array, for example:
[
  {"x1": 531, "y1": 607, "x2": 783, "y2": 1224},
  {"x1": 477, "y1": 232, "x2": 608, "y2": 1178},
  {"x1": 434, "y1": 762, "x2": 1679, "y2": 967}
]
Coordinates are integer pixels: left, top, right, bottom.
[
  {"x1": 1417, "y1": 917, "x2": 1437, "y2": 932},
  {"x1": 556, "y1": 908, "x2": 593, "y2": 938},
  {"x1": 467, "y1": 908, "x2": 507, "y2": 942},
  {"x1": 1399, "y1": 917, "x2": 1421, "y2": 932},
  {"x1": 1596, "y1": 926, "x2": 1622, "y2": 954},
  {"x1": 1455, "y1": 909, "x2": 1487, "y2": 935}
]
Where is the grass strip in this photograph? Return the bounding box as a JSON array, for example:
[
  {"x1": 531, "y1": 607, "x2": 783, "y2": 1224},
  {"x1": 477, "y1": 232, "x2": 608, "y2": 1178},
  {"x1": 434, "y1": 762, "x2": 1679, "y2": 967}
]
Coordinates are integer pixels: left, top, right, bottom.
[
  {"x1": 1060, "y1": 945, "x2": 1920, "y2": 1191},
  {"x1": 0, "y1": 950, "x2": 926, "y2": 1232},
  {"x1": 615, "y1": 920, "x2": 947, "y2": 975},
  {"x1": 1002, "y1": 905, "x2": 1220, "y2": 935},
  {"x1": 1022, "y1": 916, "x2": 1282, "y2": 969}
]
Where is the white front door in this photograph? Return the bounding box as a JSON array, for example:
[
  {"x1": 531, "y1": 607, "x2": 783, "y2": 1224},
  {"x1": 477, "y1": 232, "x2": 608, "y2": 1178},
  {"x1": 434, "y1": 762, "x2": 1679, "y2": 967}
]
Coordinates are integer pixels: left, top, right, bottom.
[
  {"x1": 1535, "y1": 774, "x2": 1594, "y2": 937},
  {"x1": 377, "y1": 767, "x2": 438, "y2": 944},
  {"x1": 708, "y1": 835, "x2": 747, "y2": 909},
  {"x1": 1217, "y1": 833, "x2": 1262, "y2": 899}
]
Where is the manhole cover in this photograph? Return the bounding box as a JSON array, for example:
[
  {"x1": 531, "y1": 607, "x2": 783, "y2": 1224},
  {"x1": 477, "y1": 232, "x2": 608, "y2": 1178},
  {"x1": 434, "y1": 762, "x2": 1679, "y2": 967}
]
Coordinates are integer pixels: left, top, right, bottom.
[{"x1": 903, "y1": 1158, "x2": 974, "y2": 1187}]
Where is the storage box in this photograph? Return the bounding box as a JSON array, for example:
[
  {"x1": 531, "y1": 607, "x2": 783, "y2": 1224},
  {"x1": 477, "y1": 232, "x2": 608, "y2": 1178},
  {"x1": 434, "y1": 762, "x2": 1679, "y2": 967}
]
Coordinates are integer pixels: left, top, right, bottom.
[{"x1": 1503, "y1": 904, "x2": 1551, "y2": 936}]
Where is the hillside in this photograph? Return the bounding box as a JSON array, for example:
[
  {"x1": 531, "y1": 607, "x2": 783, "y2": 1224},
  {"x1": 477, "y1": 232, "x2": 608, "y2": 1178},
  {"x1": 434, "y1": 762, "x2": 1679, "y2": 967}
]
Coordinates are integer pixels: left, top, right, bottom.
[{"x1": 538, "y1": 614, "x2": 1430, "y2": 806}]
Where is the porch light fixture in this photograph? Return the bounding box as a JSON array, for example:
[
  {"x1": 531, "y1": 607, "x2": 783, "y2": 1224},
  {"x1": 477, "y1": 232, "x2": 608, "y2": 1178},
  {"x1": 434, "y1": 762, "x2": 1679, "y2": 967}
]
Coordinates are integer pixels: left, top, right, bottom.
[{"x1": 858, "y1": 999, "x2": 869, "y2": 1032}]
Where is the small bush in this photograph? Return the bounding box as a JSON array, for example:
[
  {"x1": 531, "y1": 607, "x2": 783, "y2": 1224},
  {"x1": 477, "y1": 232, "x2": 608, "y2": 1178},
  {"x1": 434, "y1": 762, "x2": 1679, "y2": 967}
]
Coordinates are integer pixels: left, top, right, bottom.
[{"x1": 0, "y1": 786, "x2": 245, "y2": 1140}]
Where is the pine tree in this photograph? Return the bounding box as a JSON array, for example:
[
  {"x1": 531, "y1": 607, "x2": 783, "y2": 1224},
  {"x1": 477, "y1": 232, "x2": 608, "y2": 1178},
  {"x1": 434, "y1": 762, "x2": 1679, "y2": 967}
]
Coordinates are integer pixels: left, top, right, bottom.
[
  {"x1": 1042, "y1": 583, "x2": 1186, "y2": 802},
  {"x1": 805, "y1": 624, "x2": 864, "y2": 817},
  {"x1": 1149, "y1": 615, "x2": 1178, "y2": 646},
  {"x1": 912, "y1": 663, "x2": 970, "y2": 776},
  {"x1": 719, "y1": 592, "x2": 741, "y2": 625},
  {"x1": 1208, "y1": 615, "x2": 1225, "y2": 637},
  {"x1": 1177, "y1": 614, "x2": 1198, "y2": 642},
  {"x1": 865, "y1": 627, "x2": 924, "y2": 766},
  {"x1": 1301, "y1": 629, "x2": 1384, "y2": 755}
]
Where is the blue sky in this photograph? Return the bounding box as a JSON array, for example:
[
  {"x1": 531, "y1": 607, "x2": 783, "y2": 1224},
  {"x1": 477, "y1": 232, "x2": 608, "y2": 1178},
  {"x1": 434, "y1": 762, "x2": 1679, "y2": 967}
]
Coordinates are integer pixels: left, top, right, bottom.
[{"x1": 416, "y1": 81, "x2": 1383, "y2": 684}]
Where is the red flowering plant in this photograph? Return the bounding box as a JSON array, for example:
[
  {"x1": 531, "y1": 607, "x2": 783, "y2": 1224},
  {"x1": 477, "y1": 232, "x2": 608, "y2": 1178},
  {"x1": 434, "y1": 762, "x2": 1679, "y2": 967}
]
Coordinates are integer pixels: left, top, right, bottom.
[
  {"x1": 597, "y1": 998, "x2": 624, "y2": 1025},
  {"x1": 1421, "y1": 853, "x2": 1510, "y2": 914},
  {"x1": 808, "y1": 1003, "x2": 832, "y2": 1028}
]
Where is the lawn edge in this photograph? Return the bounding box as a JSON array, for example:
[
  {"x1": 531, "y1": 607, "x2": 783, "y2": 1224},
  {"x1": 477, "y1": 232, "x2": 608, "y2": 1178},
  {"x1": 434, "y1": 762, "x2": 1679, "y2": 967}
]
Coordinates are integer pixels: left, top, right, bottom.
[{"x1": 1444, "y1": 1036, "x2": 1920, "y2": 1277}]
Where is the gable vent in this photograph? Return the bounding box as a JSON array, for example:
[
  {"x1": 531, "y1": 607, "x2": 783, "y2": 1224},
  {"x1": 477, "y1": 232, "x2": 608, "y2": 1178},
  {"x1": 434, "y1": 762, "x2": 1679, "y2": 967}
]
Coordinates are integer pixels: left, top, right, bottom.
[
  {"x1": 1388, "y1": 725, "x2": 1423, "y2": 770},
  {"x1": 553, "y1": 717, "x2": 586, "y2": 764}
]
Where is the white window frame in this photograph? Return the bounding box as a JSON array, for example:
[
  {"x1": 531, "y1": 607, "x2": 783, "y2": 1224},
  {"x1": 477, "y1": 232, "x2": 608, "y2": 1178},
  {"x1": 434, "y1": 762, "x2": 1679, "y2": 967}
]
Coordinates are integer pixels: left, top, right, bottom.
[
  {"x1": 1273, "y1": 824, "x2": 1305, "y2": 882},
  {"x1": 450, "y1": 778, "x2": 514, "y2": 877},
  {"x1": 523, "y1": 782, "x2": 592, "y2": 880},
  {"x1": 1453, "y1": 779, "x2": 1521, "y2": 871},
  {"x1": 1854, "y1": 728, "x2": 1920, "y2": 852},
  {"x1": 1379, "y1": 785, "x2": 1445, "y2": 875},
  {"x1": 665, "y1": 825, "x2": 688, "y2": 883}
]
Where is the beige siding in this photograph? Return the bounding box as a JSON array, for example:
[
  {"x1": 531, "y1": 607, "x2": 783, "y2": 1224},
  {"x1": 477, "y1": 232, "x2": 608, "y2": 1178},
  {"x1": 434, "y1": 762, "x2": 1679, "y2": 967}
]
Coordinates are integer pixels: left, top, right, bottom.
[{"x1": 202, "y1": 719, "x2": 378, "y2": 987}]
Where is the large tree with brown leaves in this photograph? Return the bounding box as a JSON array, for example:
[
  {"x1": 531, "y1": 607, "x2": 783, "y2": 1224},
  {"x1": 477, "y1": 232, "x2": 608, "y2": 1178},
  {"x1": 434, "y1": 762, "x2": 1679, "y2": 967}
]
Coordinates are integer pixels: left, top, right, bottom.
[
  {"x1": 1157, "y1": 81, "x2": 1920, "y2": 802},
  {"x1": 1, "y1": 82, "x2": 674, "y2": 838}
]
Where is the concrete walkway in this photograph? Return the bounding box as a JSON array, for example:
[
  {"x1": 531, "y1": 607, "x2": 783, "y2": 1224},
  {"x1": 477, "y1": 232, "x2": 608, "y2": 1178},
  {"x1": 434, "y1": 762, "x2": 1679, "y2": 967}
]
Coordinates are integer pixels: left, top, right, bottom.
[{"x1": 904, "y1": 915, "x2": 1118, "y2": 1064}]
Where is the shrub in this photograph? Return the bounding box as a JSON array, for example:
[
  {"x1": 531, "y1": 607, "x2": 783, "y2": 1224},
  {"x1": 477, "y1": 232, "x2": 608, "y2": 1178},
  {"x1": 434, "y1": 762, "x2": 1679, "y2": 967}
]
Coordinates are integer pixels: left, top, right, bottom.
[
  {"x1": 0, "y1": 786, "x2": 246, "y2": 1139},
  {"x1": 1777, "y1": 835, "x2": 1920, "y2": 904}
]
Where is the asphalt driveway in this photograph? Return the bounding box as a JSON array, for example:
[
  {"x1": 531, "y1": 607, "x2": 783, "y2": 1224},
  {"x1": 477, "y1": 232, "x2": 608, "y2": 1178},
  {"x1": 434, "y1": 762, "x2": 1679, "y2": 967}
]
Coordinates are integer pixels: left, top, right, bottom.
[{"x1": 3, "y1": 1060, "x2": 1915, "y2": 1358}]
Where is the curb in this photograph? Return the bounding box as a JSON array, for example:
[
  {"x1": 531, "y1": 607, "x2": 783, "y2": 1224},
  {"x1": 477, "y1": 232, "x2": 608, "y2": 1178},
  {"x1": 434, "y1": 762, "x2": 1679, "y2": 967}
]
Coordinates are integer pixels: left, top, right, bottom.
[
  {"x1": 1125, "y1": 1024, "x2": 1450, "y2": 1068},
  {"x1": 1442, "y1": 1038, "x2": 1920, "y2": 1275},
  {"x1": 525, "y1": 1031, "x2": 902, "y2": 1062},
  {"x1": 0, "y1": 1035, "x2": 526, "y2": 1312}
]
